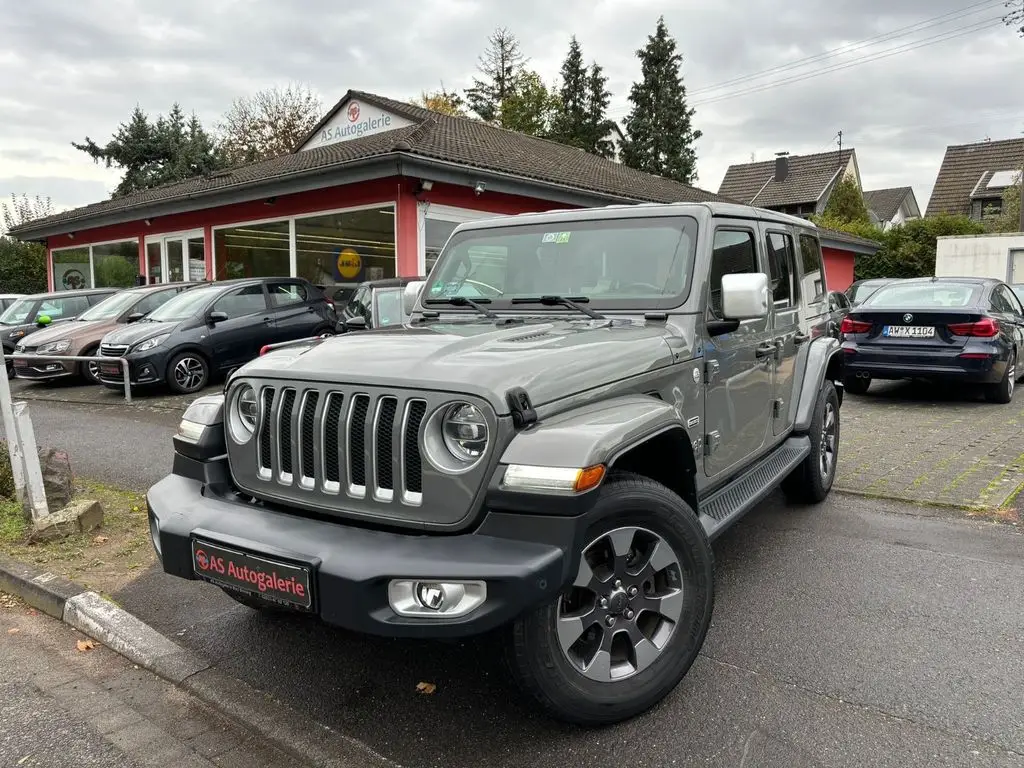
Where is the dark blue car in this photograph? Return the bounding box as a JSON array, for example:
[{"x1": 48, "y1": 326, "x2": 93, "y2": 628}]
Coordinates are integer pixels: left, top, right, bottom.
[{"x1": 841, "y1": 277, "x2": 1024, "y2": 403}]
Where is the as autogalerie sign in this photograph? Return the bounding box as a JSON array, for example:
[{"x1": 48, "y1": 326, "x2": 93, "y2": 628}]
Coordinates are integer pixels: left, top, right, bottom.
[{"x1": 302, "y1": 99, "x2": 414, "y2": 150}]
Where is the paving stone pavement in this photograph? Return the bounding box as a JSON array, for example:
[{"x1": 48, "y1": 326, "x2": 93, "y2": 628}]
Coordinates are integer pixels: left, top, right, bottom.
[
  {"x1": 836, "y1": 379, "x2": 1024, "y2": 509},
  {"x1": 0, "y1": 592, "x2": 309, "y2": 768}
]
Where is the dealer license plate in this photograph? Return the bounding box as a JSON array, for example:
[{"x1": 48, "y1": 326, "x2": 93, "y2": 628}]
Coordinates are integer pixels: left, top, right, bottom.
[
  {"x1": 13, "y1": 359, "x2": 27, "y2": 368},
  {"x1": 99, "y1": 362, "x2": 121, "y2": 375},
  {"x1": 191, "y1": 538, "x2": 313, "y2": 610},
  {"x1": 883, "y1": 325, "x2": 934, "y2": 338}
]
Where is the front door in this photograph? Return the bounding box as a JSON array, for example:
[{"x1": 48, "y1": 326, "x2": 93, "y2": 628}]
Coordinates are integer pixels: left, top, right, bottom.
[
  {"x1": 764, "y1": 227, "x2": 801, "y2": 436},
  {"x1": 702, "y1": 225, "x2": 774, "y2": 479},
  {"x1": 145, "y1": 231, "x2": 205, "y2": 284},
  {"x1": 206, "y1": 284, "x2": 272, "y2": 369},
  {"x1": 266, "y1": 280, "x2": 320, "y2": 343}
]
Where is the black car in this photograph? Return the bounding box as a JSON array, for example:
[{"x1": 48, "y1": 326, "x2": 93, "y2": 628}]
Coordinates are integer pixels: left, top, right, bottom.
[
  {"x1": 841, "y1": 277, "x2": 1024, "y2": 403},
  {"x1": 1, "y1": 287, "x2": 117, "y2": 378},
  {"x1": 316, "y1": 282, "x2": 360, "y2": 310},
  {"x1": 824, "y1": 290, "x2": 851, "y2": 338},
  {"x1": 337, "y1": 276, "x2": 424, "y2": 332},
  {"x1": 846, "y1": 278, "x2": 898, "y2": 307},
  {"x1": 96, "y1": 278, "x2": 337, "y2": 394}
]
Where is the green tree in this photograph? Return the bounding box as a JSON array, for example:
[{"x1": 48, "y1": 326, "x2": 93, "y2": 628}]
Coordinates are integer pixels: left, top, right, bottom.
[
  {"x1": 501, "y1": 71, "x2": 560, "y2": 137},
  {"x1": 550, "y1": 37, "x2": 588, "y2": 148},
  {"x1": 465, "y1": 27, "x2": 527, "y2": 125},
  {"x1": 412, "y1": 86, "x2": 468, "y2": 117},
  {"x1": 217, "y1": 84, "x2": 323, "y2": 164},
  {"x1": 586, "y1": 63, "x2": 616, "y2": 159},
  {"x1": 988, "y1": 167, "x2": 1022, "y2": 233},
  {"x1": 0, "y1": 237, "x2": 47, "y2": 294},
  {"x1": 821, "y1": 174, "x2": 872, "y2": 224},
  {"x1": 621, "y1": 16, "x2": 702, "y2": 184},
  {"x1": 73, "y1": 104, "x2": 224, "y2": 197},
  {"x1": 1004, "y1": 0, "x2": 1022, "y2": 36}
]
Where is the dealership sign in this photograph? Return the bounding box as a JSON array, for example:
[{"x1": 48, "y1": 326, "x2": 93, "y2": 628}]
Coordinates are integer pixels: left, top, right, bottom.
[{"x1": 301, "y1": 99, "x2": 414, "y2": 151}]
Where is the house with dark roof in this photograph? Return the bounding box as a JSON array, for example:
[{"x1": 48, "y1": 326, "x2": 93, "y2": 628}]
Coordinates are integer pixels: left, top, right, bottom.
[
  {"x1": 926, "y1": 137, "x2": 1024, "y2": 222},
  {"x1": 717, "y1": 149, "x2": 861, "y2": 218},
  {"x1": 9, "y1": 89, "x2": 877, "y2": 294},
  {"x1": 863, "y1": 186, "x2": 920, "y2": 230}
]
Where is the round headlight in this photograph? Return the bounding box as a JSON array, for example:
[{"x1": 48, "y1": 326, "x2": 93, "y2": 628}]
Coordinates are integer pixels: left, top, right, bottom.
[
  {"x1": 228, "y1": 384, "x2": 258, "y2": 443},
  {"x1": 441, "y1": 403, "x2": 488, "y2": 462}
]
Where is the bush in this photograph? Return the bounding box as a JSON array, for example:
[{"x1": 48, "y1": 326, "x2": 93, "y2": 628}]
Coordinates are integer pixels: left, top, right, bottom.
[
  {"x1": 0, "y1": 441, "x2": 14, "y2": 501},
  {"x1": 0, "y1": 236, "x2": 47, "y2": 294}
]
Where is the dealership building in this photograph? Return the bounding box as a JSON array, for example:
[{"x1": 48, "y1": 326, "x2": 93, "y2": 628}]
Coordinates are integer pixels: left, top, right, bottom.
[{"x1": 10, "y1": 90, "x2": 878, "y2": 293}]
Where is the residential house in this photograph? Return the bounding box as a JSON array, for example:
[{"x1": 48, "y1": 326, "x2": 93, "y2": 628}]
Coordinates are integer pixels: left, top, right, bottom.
[
  {"x1": 717, "y1": 149, "x2": 860, "y2": 218},
  {"x1": 603, "y1": 123, "x2": 625, "y2": 163},
  {"x1": 926, "y1": 137, "x2": 1024, "y2": 222},
  {"x1": 863, "y1": 186, "x2": 921, "y2": 230}
]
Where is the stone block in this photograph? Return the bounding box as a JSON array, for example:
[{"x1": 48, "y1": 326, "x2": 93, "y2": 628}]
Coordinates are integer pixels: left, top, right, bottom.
[
  {"x1": 29, "y1": 499, "x2": 104, "y2": 543},
  {"x1": 39, "y1": 447, "x2": 74, "y2": 509}
]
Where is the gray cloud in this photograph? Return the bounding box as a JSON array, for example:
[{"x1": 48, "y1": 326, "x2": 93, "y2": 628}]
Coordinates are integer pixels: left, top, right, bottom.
[
  {"x1": 1, "y1": 0, "x2": 1021, "y2": 211},
  {"x1": 0, "y1": 177, "x2": 111, "y2": 212}
]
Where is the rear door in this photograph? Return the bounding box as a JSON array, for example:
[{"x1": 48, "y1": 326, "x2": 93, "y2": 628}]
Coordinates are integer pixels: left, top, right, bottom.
[
  {"x1": 206, "y1": 284, "x2": 272, "y2": 369},
  {"x1": 266, "y1": 280, "x2": 319, "y2": 342},
  {"x1": 763, "y1": 227, "x2": 802, "y2": 436}
]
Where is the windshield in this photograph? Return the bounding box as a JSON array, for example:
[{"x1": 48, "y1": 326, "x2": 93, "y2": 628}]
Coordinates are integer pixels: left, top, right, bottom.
[
  {"x1": 77, "y1": 290, "x2": 137, "y2": 321},
  {"x1": 864, "y1": 282, "x2": 980, "y2": 309},
  {"x1": 848, "y1": 281, "x2": 888, "y2": 304},
  {"x1": 146, "y1": 285, "x2": 219, "y2": 322},
  {"x1": 424, "y1": 216, "x2": 698, "y2": 310},
  {"x1": 0, "y1": 297, "x2": 37, "y2": 325}
]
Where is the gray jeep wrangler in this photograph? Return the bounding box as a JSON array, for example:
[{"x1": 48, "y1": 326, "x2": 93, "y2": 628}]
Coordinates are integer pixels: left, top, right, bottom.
[{"x1": 147, "y1": 202, "x2": 844, "y2": 726}]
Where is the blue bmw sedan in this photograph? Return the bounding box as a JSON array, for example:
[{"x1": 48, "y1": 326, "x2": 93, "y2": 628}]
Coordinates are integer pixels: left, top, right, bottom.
[{"x1": 841, "y1": 277, "x2": 1024, "y2": 403}]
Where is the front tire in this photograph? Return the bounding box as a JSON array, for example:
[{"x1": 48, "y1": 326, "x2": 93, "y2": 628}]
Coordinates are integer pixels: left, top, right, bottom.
[
  {"x1": 783, "y1": 380, "x2": 840, "y2": 504},
  {"x1": 984, "y1": 348, "x2": 1016, "y2": 404},
  {"x1": 506, "y1": 472, "x2": 715, "y2": 726},
  {"x1": 166, "y1": 351, "x2": 209, "y2": 394},
  {"x1": 79, "y1": 346, "x2": 101, "y2": 385}
]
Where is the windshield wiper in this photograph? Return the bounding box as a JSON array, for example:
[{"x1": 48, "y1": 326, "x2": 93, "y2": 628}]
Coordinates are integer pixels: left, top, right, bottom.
[
  {"x1": 510, "y1": 295, "x2": 604, "y2": 320},
  {"x1": 423, "y1": 296, "x2": 499, "y2": 319}
]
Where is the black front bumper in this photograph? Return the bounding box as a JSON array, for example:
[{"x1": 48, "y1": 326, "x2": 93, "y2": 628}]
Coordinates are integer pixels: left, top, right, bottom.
[
  {"x1": 147, "y1": 459, "x2": 584, "y2": 638},
  {"x1": 97, "y1": 349, "x2": 170, "y2": 387}
]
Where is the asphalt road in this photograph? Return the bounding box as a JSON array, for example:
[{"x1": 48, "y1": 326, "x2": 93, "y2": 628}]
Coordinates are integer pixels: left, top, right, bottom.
[{"x1": 115, "y1": 492, "x2": 1024, "y2": 768}]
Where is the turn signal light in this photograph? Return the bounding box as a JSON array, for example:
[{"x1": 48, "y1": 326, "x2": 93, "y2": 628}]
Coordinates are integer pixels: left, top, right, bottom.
[
  {"x1": 840, "y1": 317, "x2": 872, "y2": 334},
  {"x1": 948, "y1": 318, "x2": 999, "y2": 337}
]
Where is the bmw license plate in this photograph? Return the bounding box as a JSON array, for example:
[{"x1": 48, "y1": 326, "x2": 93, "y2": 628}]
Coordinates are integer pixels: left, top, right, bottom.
[{"x1": 883, "y1": 325, "x2": 934, "y2": 338}]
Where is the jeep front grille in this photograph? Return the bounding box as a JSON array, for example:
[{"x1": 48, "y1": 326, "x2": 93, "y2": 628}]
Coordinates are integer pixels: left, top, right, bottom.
[{"x1": 252, "y1": 385, "x2": 426, "y2": 506}]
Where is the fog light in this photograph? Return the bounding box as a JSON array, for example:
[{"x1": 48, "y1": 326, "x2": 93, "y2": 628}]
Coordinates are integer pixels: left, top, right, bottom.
[{"x1": 387, "y1": 579, "x2": 486, "y2": 618}]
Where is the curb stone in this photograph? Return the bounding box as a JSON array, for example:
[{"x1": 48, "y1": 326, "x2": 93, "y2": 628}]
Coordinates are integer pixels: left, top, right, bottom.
[{"x1": 0, "y1": 553, "x2": 400, "y2": 768}]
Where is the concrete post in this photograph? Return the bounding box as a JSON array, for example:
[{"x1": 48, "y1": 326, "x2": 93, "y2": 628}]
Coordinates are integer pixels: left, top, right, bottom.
[
  {"x1": 12, "y1": 401, "x2": 49, "y2": 522},
  {"x1": 0, "y1": 346, "x2": 26, "y2": 502}
]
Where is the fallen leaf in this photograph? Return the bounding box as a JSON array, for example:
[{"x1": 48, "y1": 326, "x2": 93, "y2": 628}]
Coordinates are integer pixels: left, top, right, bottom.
[
  {"x1": 93, "y1": 535, "x2": 109, "y2": 544},
  {"x1": 7, "y1": 628, "x2": 20, "y2": 635},
  {"x1": 27, "y1": 610, "x2": 37, "y2": 616},
  {"x1": 415, "y1": 681, "x2": 436, "y2": 695},
  {"x1": 76, "y1": 639, "x2": 95, "y2": 652}
]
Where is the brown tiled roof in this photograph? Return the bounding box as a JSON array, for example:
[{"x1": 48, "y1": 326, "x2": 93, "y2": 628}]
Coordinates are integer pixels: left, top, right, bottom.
[
  {"x1": 925, "y1": 137, "x2": 1024, "y2": 217},
  {"x1": 863, "y1": 187, "x2": 914, "y2": 222},
  {"x1": 817, "y1": 226, "x2": 881, "y2": 250},
  {"x1": 718, "y1": 149, "x2": 854, "y2": 208},
  {"x1": 10, "y1": 90, "x2": 724, "y2": 238}
]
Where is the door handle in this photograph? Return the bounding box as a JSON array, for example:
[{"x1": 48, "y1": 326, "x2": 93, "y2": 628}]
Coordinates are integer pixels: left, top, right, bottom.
[
  {"x1": 262, "y1": 317, "x2": 273, "y2": 324},
  {"x1": 794, "y1": 332, "x2": 810, "y2": 345},
  {"x1": 755, "y1": 342, "x2": 775, "y2": 358}
]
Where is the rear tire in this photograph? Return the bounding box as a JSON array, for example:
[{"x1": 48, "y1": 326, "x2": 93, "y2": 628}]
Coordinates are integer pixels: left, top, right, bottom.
[
  {"x1": 984, "y1": 348, "x2": 1016, "y2": 404},
  {"x1": 783, "y1": 381, "x2": 840, "y2": 504},
  {"x1": 843, "y1": 374, "x2": 870, "y2": 395},
  {"x1": 505, "y1": 472, "x2": 714, "y2": 726}
]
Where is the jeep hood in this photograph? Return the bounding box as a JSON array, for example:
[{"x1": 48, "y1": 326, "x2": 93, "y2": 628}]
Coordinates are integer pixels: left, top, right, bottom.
[{"x1": 244, "y1": 320, "x2": 678, "y2": 413}]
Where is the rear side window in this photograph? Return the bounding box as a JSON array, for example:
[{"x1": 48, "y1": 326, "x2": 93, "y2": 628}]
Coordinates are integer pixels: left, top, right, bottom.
[
  {"x1": 798, "y1": 234, "x2": 826, "y2": 304},
  {"x1": 268, "y1": 282, "x2": 307, "y2": 307},
  {"x1": 766, "y1": 232, "x2": 798, "y2": 308},
  {"x1": 212, "y1": 285, "x2": 267, "y2": 318},
  {"x1": 708, "y1": 230, "x2": 758, "y2": 319},
  {"x1": 40, "y1": 295, "x2": 91, "y2": 319}
]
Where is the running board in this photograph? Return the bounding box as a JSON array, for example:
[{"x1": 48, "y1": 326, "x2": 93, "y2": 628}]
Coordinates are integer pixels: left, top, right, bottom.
[{"x1": 698, "y1": 436, "x2": 811, "y2": 541}]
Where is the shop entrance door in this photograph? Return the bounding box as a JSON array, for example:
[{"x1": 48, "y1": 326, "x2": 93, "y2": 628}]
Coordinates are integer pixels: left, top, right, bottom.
[{"x1": 145, "y1": 231, "x2": 205, "y2": 284}]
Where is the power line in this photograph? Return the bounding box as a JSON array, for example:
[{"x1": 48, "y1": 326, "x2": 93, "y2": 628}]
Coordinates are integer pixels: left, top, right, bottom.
[
  {"x1": 689, "y1": 17, "x2": 1005, "y2": 108},
  {"x1": 686, "y1": 0, "x2": 1004, "y2": 97}
]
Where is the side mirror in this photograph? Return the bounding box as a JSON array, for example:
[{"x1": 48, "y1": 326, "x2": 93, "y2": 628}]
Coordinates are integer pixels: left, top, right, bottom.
[
  {"x1": 36, "y1": 314, "x2": 52, "y2": 327},
  {"x1": 403, "y1": 280, "x2": 426, "y2": 315},
  {"x1": 126, "y1": 312, "x2": 145, "y2": 323},
  {"x1": 721, "y1": 272, "x2": 770, "y2": 320},
  {"x1": 208, "y1": 310, "x2": 229, "y2": 324},
  {"x1": 344, "y1": 316, "x2": 367, "y2": 331}
]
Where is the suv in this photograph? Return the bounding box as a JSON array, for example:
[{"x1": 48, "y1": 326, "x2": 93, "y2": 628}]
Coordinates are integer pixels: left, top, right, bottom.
[
  {"x1": 337, "y1": 276, "x2": 425, "y2": 332},
  {"x1": 98, "y1": 278, "x2": 336, "y2": 394},
  {"x1": 146, "y1": 203, "x2": 844, "y2": 725},
  {"x1": 1, "y1": 288, "x2": 117, "y2": 378}
]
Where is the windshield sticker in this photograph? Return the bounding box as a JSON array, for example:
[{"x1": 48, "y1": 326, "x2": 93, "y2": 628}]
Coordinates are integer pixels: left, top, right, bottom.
[{"x1": 542, "y1": 232, "x2": 572, "y2": 243}]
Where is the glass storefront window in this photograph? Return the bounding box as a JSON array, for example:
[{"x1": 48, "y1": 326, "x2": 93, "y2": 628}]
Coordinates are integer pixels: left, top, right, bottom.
[
  {"x1": 146, "y1": 242, "x2": 162, "y2": 284},
  {"x1": 424, "y1": 218, "x2": 460, "y2": 276},
  {"x1": 295, "y1": 206, "x2": 396, "y2": 286},
  {"x1": 214, "y1": 220, "x2": 289, "y2": 280},
  {"x1": 93, "y1": 241, "x2": 140, "y2": 288},
  {"x1": 52, "y1": 247, "x2": 91, "y2": 291}
]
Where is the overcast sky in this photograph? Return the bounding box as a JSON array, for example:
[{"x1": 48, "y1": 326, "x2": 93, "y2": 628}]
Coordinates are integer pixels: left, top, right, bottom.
[{"x1": 1, "y1": 0, "x2": 1022, "y2": 217}]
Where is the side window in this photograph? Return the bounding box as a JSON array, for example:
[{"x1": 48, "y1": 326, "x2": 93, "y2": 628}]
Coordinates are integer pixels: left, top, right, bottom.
[
  {"x1": 268, "y1": 282, "x2": 307, "y2": 307},
  {"x1": 42, "y1": 295, "x2": 90, "y2": 319},
  {"x1": 345, "y1": 286, "x2": 372, "y2": 322},
  {"x1": 374, "y1": 289, "x2": 403, "y2": 327},
  {"x1": 1003, "y1": 286, "x2": 1024, "y2": 315},
  {"x1": 798, "y1": 234, "x2": 826, "y2": 304},
  {"x1": 708, "y1": 229, "x2": 758, "y2": 320},
  {"x1": 766, "y1": 232, "x2": 798, "y2": 308},
  {"x1": 135, "y1": 290, "x2": 176, "y2": 316},
  {"x1": 212, "y1": 285, "x2": 267, "y2": 318},
  {"x1": 993, "y1": 286, "x2": 1016, "y2": 314}
]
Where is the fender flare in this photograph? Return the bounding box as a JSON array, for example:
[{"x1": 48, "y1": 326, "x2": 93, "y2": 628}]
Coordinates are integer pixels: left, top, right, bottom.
[
  {"x1": 499, "y1": 394, "x2": 690, "y2": 470},
  {"x1": 793, "y1": 336, "x2": 843, "y2": 432}
]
